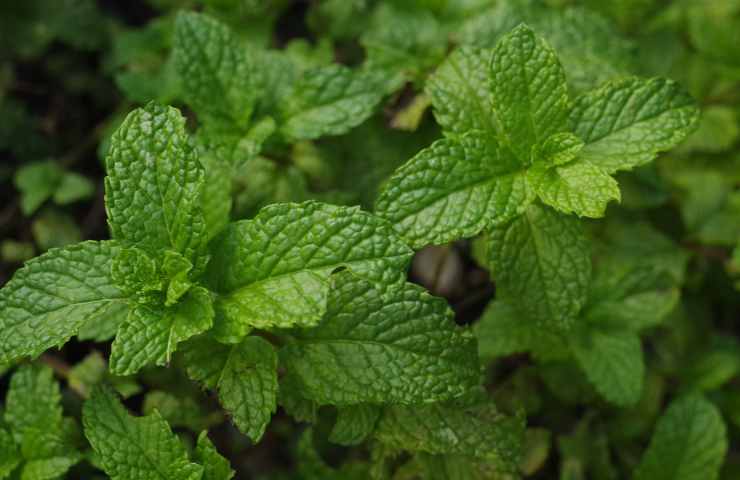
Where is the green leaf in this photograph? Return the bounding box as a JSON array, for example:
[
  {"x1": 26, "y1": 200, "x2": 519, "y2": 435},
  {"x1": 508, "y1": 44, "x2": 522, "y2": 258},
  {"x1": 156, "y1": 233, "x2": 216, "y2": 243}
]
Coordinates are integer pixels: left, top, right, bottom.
[
  {"x1": 5, "y1": 365, "x2": 63, "y2": 440},
  {"x1": 20, "y1": 455, "x2": 80, "y2": 480},
  {"x1": 528, "y1": 157, "x2": 620, "y2": 218},
  {"x1": 0, "y1": 428, "x2": 19, "y2": 479},
  {"x1": 569, "y1": 77, "x2": 699, "y2": 174},
  {"x1": 83, "y1": 386, "x2": 204, "y2": 480},
  {"x1": 374, "y1": 131, "x2": 533, "y2": 249},
  {"x1": 110, "y1": 247, "x2": 161, "y2": 299},
  {"x1": 280, "y1": 271, "x2": 480, "y2": 405},
  {"x1": 0, "y1": 241, "x2": 125, "y2": 364},
  {"x1": 329, "y1": 404, "x2": 381, "y2": 446},
  {"x1": 375, "y1": 401, "x2": 525, "y2": 474},
  {"x1": 52, "y1": 172, "x2": 94, "y2": 205},
  {"x1": 204, "y1": 202, "x2": 412, "y2": 342},
  {"x1": 183, "y1": 336, "x2": 278, "y2": 442},
  {"x1": 426, "y1": 46, "x2": 496, "y2": 135},
  {"x1": 109, "y1": 286, "x2": 214, "y2": 375},
  {"x1": 196, "y1": 135, "x2": 234, "y2": 241},
  {"x1": 194, "y1": 432, "x2": 234, "y2": 480},
  {"x1": 105, "y1": 102, "x2": 206, "y2": 262},
  {"x1": 490, "y1": 24, "x2": 569, "y2": 162},
  {"x1": 279, "y1": 65, "x2": 386, "y2": 141},
  {"x1": 634, "y1": 394, "x2": 727, "y2": 480},
  {"x1": 173, "y1": 12, "x2": 258, "y2": 129},
  {"x1": 488, "y1": 203, "x2": 591, "y2": 330},
  {"x1": 570, "y1": 328, "x2": 644, "y2": 406},
  {"x1": 13, "y1": 161, "x2": 62, "y2": 216}
]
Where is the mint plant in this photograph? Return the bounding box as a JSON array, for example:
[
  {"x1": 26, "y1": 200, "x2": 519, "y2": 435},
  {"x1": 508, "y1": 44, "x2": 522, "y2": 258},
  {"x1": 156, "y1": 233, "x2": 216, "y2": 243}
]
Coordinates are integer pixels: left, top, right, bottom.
[{"x1": 2, "y1": 1, "x2": 739, "y2": 478}]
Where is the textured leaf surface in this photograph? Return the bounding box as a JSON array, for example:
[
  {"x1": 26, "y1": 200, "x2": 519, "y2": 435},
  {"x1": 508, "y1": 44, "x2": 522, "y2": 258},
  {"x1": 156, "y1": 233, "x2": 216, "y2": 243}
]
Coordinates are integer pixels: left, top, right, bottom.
[
  {"x1": 375, "y1": 131, "x2": 532, "y2": 249},
  {"x1": 4, "y1": 365, "x2": 62, "y2": 443},
  {"x1": 173, "y1": 12, "x2": 257, "y2": 129},
  {"x1": 183, "y1": 336, "x2": 278, "y2": 442},
  {"x1": 217, "y1": 337, "x2": 278, "y2": 442},
  {"x1": 426, "y1": 47, "x2": 496, "y2": 135},
  {"x1": 528, "y1": 158, "x2": 620, "y2": 217},
  {"x1": 0, "y1": 241, "x2": 124, "y2": 364},
  {"x1": 83, "y1": 386, "x2": 203, "y2": 480},
  {"x1": 490, "y1": 24, "x2": 569, "y2": 161},
  {"x1": 105, "y1": 102, "x2": 206, "y2": 261},
  {"x1": 375, "y1": 402, "x2": 525, "y2": 474},
  {"x1": 570, "y1": 328, "x2": 644, "y2": 406},
  {"x1": 280, "y1": 272, "x2": 480, "y2": 405},
  {"x1": 634, "y1": 394, "x2": 727, "y2": 480},
  {"x1": 488, "y1": 203, "x2": 591, "y2": 330},
  {"x1": 280, "y1": 65, "x2": 385, "y2": 141},
  {"x1": 20, "y1": 456, "x2": 80, "y2": 480},
  {"x1": 329, "y1": 404, "x2": 381, "y2": 446},
  {"x1": 195, "y1": 433, "x2": 234, "y2": 480},
  {"x1": 205, "y1": 202, "x2": 412, "y2": 341},
  {"x1": 109, "y1": 286, "x2": 214, "y2": 375},
  {"x1": 569, "y1": 77, "x2": 699, "y2": 173}
]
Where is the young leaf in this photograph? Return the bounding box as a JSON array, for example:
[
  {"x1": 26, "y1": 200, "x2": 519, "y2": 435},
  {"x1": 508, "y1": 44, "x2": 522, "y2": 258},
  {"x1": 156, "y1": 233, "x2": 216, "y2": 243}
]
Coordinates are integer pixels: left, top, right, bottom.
[
  {"x1": 173, "y1": 12, "x2": 258, "y2": 129},
  {"x1": 83, "y1": 386, "x2": 204, "y2": 480},
  {"x1": 634, "y1": 394, "x2": 727, "y2": 480},
  {"x1": 279, "y1": 64, "x2": 386, "y2": 141},
  {"x1": 194, "y1": 432, "x2": 235, "y2": 480},
  {"x1": 109, "y1": 286, "x2": 214, "y2": 375},
  {"x1": 280, "y1": 271, "x2": 480, "y2": 405},
  {"x1": 569, "y1": 77, "x2": 699, "y2": 173},
  {"x1": 329, "y1": 404, "x2": 381, "y2": 446},
  {"x1": 426, "y1": 46, "x2": 497, "y2": 136},
  {"x1": 0, "y1": 241, "x2": 125, "y2": 364},
  {"x1": 570, "y1": 328, "x2": 644, "y2": 407},
  {"x1": 105, "y1": 102, "x2": 206, "y2": 262},
  {"x1": 528, "y1": 158, "x2": 620, "y2": 218},
  {"x1": 204, "y1": 202, "x2": 413, "y2": 342},
  {"x1": 374, "y1": 131, "x2": 533, "y2": 248},
  {"x1": 490, "y1": 23, "x2": 569, "y2": 162},
  {"x1": 375, "y1": 402, "x2": 525, "y2": 474},
  {"x1": 488, "y1": 203, "x2": 591, "y2": 330}
]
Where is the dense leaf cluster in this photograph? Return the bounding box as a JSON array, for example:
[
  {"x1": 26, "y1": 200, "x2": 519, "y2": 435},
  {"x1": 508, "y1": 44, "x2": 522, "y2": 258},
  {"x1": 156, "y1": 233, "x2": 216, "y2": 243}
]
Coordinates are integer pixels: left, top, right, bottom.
[{"x1": 1, "y1": 0, "x2": 739, "y2": 479}]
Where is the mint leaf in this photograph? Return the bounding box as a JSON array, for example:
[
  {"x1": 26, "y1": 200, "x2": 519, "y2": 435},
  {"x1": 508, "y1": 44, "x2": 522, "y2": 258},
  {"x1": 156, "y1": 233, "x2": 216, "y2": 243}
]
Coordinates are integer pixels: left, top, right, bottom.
[
  {"x1": 105, "y1": 102, "x2": 206, "y2": 262},
  {"x1": 329, "y1": 404, "x2": 381, "y2": 446},
  {"x1": 195, "y1": 432, "x2": 235, "y2": 480},
  {"x1": 279, "y1": 65, "x2": 386, "y2": 141},
  {"x1": 109, "y1": 286, "x2": 214, "y2": 375},
  {"x1": 53, "y1": 171, "x2": 94, "y2": 205},
  {"x1": 375, "y1": 402, "x2": 525, "y2": 474},
  {"x1": 634, "y1": 394, "x2": 727, "y2": 480},
  {"x1": 183, "y1": 336, "x2": 278, "y2": 442},
  {"x1": 173, "y1": 12, "x2": 258, "y2": 130},
  {"x1": 569, "y1": 77, "x2": 699, "y2": 173},
  {"x1": 426, "y1": 46, "x2": 496, "y2": 135},
  {"x1": 528, "y1": 157, "x2": 620, "y2": 218},
  {"x1": 570, "y1": 328, "x2": 644, "y2": 407},
  {"x1": 204, "y1": 202, "x2": 412, "y2": 342},
  {"x1": 83, "y1": 386, "x2": 204, "y2": 480},
  {"x1": 280, "y1": 271, "x2": 480, "y2": 405},
  {"x1": 0, "y1": 241, "x2": 125, "y2": 364},
  {"x1": 374, "y1": 131, "x2": 533, "y2": 248},
  {"x1": 14, "y1": 161, "x2": 62, "y2": 216},
  {"x1": 19, "y1": 456, "x2": 81, "y2": 480},
  {"x1": 488, "y1": 203, "x2": 591, "y2": 330},
  {"x1": 4, "y1": 365, "x2": 62, "y2": 441},
  {"x1": 216, "y1": 336, "x2": 277, "y2": 442},
  {"x1": 490, "y1": 24, "x2": 569, "y2": 162}
]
